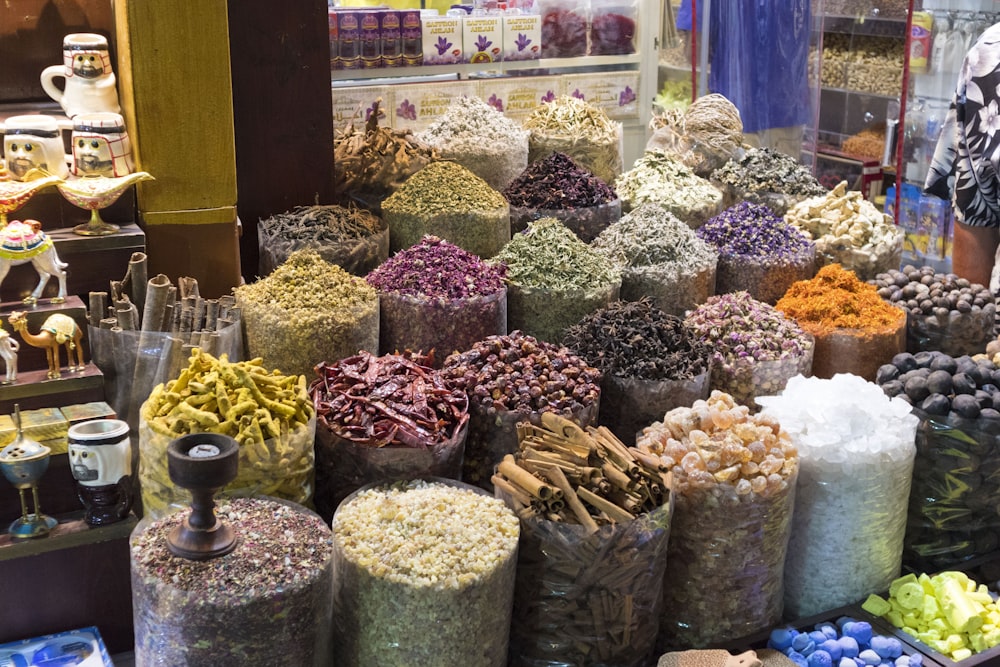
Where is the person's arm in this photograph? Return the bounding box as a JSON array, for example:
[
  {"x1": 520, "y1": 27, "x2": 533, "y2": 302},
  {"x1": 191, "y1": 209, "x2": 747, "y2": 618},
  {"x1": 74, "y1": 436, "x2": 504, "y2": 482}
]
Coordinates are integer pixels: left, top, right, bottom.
[{"x1": 951, "y1": 220, "x2": 999, "y2": 288}]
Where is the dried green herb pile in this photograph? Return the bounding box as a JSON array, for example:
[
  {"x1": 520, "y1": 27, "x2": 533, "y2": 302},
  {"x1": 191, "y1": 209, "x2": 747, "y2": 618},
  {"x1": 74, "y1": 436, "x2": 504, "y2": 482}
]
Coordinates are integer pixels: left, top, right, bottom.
[
  {"x1": 234, "y1": 249, "x2": 378, "y2": 378},
  {"x1": 494, "y1": 218, "x2": 619, "y2": 291},
  {"x1": 713, "y1": 148, "x2": 826, "y2": 198},
  {"x1": 415, "y1": 96, "x2": 529, "y2": 190},
  {"x1": 524, "y1": 95, "x2": 624, "y2": 186},
  {"x1": 614, "y1": 150, "x2": 723, "y2": 226}
]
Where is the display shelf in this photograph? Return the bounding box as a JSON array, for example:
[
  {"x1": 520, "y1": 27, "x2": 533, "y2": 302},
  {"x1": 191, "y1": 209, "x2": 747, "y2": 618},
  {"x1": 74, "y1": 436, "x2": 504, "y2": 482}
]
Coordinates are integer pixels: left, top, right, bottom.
[{"x1": 331, "y1": 53, "x2": 643, "y2": 82}]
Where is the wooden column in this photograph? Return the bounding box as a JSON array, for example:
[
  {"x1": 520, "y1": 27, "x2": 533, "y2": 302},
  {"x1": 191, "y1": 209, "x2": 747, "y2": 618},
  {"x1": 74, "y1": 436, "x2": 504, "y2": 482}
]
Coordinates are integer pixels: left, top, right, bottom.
[{"x1": 113, "y1": 0, "x2": 241, "y2": 298}]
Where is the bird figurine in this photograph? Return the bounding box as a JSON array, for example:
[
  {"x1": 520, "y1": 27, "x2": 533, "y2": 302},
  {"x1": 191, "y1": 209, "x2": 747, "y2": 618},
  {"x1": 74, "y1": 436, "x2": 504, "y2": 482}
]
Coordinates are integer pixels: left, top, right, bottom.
[{"x1": 56, "y1": 171, "x2": 153, "y2": 236}]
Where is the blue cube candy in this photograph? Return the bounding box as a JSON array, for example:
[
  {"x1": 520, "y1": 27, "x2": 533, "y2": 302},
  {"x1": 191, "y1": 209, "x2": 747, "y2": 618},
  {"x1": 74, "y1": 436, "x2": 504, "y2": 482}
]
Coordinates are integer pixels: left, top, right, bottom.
[
  {"x1": 838, "y1": 636, "x2": 860, "y2": 658},
  {"x1": 792, "y1": 633, "x2": 816, "y2": 655},
  {"x1": 908, "y1": 655, "x2": 922, "y2": 667},
  {"x1": 816, "y1": 623, "x2": 839, "y2": 640},
  {"x1": 893, "y1": 657, "x2": 909, "y2": 667},
  {"x1": 839, "y1": 659, "x2": 857, "y2": 667},
  {"x1": 885, "y1": 638, "x2": 902, "y2": 659},
  {"x1": 810, "y1": 631, "x2": 830, "y2": 646},
  {"x1": 770, "y1": 628, "x2": 796, "y2": 651},
  {"x1": 819, "y1": 639, "x2": 843, "y2": 661},
  {"x1": 870, "y1": 636, "x2": 892, "y2": 659},
  {"x1": 858, "y1": 649, "x2": 881, "y2": 665},
  {"x1": 787, "y1": 650, "x2": 809, "y2": 667},
  {"x1": 836, "y1": 616, "x2": 856, "y2": 629},
  {"x1": 843, "y1": 621, "x2": 873, "y2": 647},
  {"x1": 807, "y1": 650, "x2": 833, "y2": 667}
]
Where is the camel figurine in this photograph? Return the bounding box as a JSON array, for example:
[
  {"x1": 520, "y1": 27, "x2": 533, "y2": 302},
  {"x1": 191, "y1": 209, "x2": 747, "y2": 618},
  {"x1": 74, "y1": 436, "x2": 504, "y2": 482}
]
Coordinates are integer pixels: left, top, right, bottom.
[
  {"x1": 8, "y1": 311, "x2": 84, "y2": 379},
  {"x1": 0, "y1": 219, "x2": 68, "y2": 305},
  {"x1": 0, "y1": 325, "x2": 18, "y2": 383}
]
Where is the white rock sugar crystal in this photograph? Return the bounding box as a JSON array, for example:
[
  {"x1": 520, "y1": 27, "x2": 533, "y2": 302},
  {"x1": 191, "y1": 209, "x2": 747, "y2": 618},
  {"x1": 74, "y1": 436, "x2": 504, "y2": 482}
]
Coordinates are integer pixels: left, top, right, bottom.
[{"x1": 757, "y1": 373, "x2": 917, "y2": 618}]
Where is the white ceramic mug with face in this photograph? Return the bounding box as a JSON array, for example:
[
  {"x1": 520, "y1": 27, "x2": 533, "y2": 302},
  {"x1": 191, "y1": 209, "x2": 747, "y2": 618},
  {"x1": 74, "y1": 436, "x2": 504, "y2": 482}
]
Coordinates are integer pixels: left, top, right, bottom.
[
  {"x1": 2, "y1": 115, "x2": 70, "y2": 180},
  {"x1": 71, "y1": 112, "x2": 134, "y2": 177},
  {"x1": 40, "y1": 33, "x2": 121, "y2": 119}
]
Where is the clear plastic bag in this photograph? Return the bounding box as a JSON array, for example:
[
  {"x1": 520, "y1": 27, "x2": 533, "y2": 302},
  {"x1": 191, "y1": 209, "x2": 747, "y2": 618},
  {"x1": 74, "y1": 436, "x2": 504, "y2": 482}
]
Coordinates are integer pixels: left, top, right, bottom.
[
  {"x1": 539, "y1": 0, "x2": 588, "y2": 58},
  {"x1": 589, "y1": 0, "x2": 637, "y2": 56},
  {"x1": 313, "y1": 419, "x2": 468, "y2": 523},
  {"x1": 378, "y1": 289, "x2": 507, "y2": 366},
  {"x1": 807, "y1": 314, "x2": 906, "y2": 382},
  {"x1": 510, "y1": 200, "x2": 622, "y2": 243},
  {"x1": 903, "y1": 409, "x2": 1000, "y2": 573},
  {"x1": 257, "y1": 221, "x2": 388, "y2": 278},
  {"x1": 710, "y1": 342, "x2": 815, "y2": 411},
  {"x1": 601, "y1": 371, "x2": 711, "y2": 446},
  {"x1": 715, "y1": 247, "x2": 817, "y2": 306},
  {"x1": 385, "y1": 204, "x2": 511, "y2": 260},
  {"x1": 504, "y1": 504, "x2": 673, "y2": 667},
  {"x1": 906, "y1": 304, "x2": 997, "y2": 357},
  {"x1": 137, "y1": 415, "x2": 316, "y2": 519},
  {"x1": 620, "y1": 262, "x2": 716, "y2": 318},
  {"x1": 507, "y1": 281, "x2": 621, "y2": 345}
]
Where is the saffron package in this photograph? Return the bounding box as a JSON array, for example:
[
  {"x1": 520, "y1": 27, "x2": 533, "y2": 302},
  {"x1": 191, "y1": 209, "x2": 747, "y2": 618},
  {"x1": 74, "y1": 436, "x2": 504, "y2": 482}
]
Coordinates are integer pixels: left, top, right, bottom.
[{"x1": 589, "y1": 0, "x2": 637, "y2": 56}]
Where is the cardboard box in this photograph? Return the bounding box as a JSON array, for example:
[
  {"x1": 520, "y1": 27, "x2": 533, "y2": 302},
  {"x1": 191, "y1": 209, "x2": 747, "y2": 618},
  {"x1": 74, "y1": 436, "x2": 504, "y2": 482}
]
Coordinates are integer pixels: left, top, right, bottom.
[
  {"x1": 381, "y1": 10, "x2": 403, "y2": 68},
  {"x1": 359, "y1": 9, "x2": 383, "y2": 68},
  {"x1": 0, "y1": 626, "x2": 113, "y2": 667},
  {"x1": 332, "y1": 85, "x2": 392, "y2": 133},
  {"x1": 59, "y1": 401, "x2": 117, "y2": 427},
  {"x1": 400, "y1": 10, "x2": 424, "y2": 66},
  {"x1": 422, "y1": 15, "x2": 463, "y2": 65},
  {"x1": 391, "y1": 81, "x2": 479, "y2": 132},
  {"x1": 0, "y1": 407, "x2": 69, "y2": 455},
  {"x1": 336, "y1": 9, "x2": 363, "y2": 70},
  {"x1": 476, "y1": 77, "x2": 561, "y2": 121},
  {"x1": 563, "y1": 71, "x2": 640, "y2": 120},
  {"x1": 463, "y1": 15, "x2": 502, "y2": 64},
  {"x1": 502, "y1": 13, "x2": 542, "y2": 61}
]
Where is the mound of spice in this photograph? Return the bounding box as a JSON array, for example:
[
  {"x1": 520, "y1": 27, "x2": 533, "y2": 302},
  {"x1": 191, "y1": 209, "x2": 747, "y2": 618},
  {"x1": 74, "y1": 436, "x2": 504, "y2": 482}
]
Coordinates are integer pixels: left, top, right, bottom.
[
  {"x1": 257, "y1": 204, "x2": 388, "y2": 277},
  {"x1": 564, "y1": 299, "x2": 714, "y2": 442},
  {"x1": 131, "y1": 497, "x2": 334, "y2": 667},
  {"x1": 785, "y1": 181, "x2": 904, "y2": 281},
  {"x1": 711, "y1": 147, "x2": 826, "y2": 215},
  {"x1": 697, "y1": 201, "x2": 817, "y2": 305},
  {"x1": 614, "y1": 150, "x2": 723, "y2": 227},
  {"x1": 441, "y1": 331, "x2": 602, "y2": 489},
  {"x1": 493, "y1": 217, "x2": 621, "y2": 342},
  {"x1": 310, "y1": 350, "x2": 470, "y2": 521},
  {"x1": 685, "y1": 291, "x2": 814, "y2": 409},
  {"x1": 503, "y1": 152, "x2": 621, "y2": 241},
  {"x1": 333, "y1": 479, "x2": 519, "y2": 667},
  {"x1": 415, "y1": 96, "x2": 530, "y2": 191},
  {"x1": 497, "y1": 414, "x2": 673, "y2": 667},
  {"x1": 234, "y1": 249, "x2": 379, "y2": 379},
  {"x1": 367, "y1": 236, "x2": 507, "y2": 360},
  {"x1": 870, "y1": 266, "x2": 997, "y2": 357},
  {"x1": 592, "y1": 203, "x2": 717, "y2": 316},
  {"x1": 524, "y1": 95, "x2": 624, "y2": 186},
  {"x1": 382, "y1": 161, "x2": 510, "y2": 258},
  {"x1": 638, "y1": 390, "x2": 799, "y2": 649}
]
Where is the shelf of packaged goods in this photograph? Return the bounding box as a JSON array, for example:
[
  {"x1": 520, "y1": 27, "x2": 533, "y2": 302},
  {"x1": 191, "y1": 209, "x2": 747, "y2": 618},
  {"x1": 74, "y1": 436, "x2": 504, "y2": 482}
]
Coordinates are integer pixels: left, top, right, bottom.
[{"x1": 814, "y1": 13, "x2": 907, "y2": 37}]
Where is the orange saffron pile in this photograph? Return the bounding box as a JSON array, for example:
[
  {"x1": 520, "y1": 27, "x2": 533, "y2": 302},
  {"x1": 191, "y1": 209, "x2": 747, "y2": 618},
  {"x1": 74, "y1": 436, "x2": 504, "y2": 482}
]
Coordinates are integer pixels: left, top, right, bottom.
[{"x1": 776, "y1": 264, "x2": 904, "y2": 331}]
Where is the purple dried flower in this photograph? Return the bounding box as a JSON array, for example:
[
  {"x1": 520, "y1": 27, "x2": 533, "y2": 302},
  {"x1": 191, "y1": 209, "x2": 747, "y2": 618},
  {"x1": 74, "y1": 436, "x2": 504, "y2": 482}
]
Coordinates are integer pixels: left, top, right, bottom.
[
  {"x1": 696, "y1": 201, "x2": 813, "y2": 260},
  {"x1": 366, "y1": 235, "x2": 507, "y2": 299},
  {"x1": 618, "y1": 86, "x2": 636, "y2": 106},
  {"x1": 436, "y1": 35, "x2": 453, "y2": 56},
  {"x1": 503, "y1": 152, "x2": 616, "y2": 210},
  {"x1": 396, "y1": 99, "x2": 417, "y2": 121}
]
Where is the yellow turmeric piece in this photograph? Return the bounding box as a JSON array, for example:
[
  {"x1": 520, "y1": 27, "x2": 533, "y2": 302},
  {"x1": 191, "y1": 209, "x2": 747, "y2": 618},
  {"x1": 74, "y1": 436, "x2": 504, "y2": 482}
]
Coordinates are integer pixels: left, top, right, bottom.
[{"x1": 776, "y1": 263, "x2": 904, "y2": 331}]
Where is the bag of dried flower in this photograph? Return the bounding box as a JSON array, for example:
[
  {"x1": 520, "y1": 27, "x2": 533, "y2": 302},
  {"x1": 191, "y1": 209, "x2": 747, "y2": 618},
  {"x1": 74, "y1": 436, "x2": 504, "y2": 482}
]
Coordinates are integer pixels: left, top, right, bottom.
[
  {"x1": 366, "y1": 236, "x2": 507, "y2": 367},
  {"x1": 524, "y1": 96, "x2": 624, "y2": 187},
  {"x1": 493, "y1": 218, "x2": 621, "y2": 344},
  {"x1": 440, "y1": 331, "x2": 602, "y2": 492},
  {"x1": 309, "y1": 350, "x2": 470, "y2": 522},
  {"x1": 137, "y1": 350, "x2": 316, "y2": 518},
  {"x1": 234, "y1": 249, "x2": 379, "y2": 380},
  {"x1": 614, "y1": 150, "x2": 724, "y2": 228},
  {"x1": 685, "y1": 292, "x2": 815, "y2": 410},
  {"x1": 638, "y1": 391, "x2": 799, "y2": 650},
  {"x1": 257, "y1": 204, "x2": 389, "y2": 278},
  {"x1": 710, "y1": 147, "x2": 827, "y2": 217},
  {"x1": 697, "y1": 201, "x2": 817, "y2": 306},
  {"x1": 593, "y1": 204, "x2": 718, "y2": 317},
  {"x1": 562, "y1": 299, "x2": 714, "y2": 445},
  {"x1": 382, "y1": 161, "x2": 511, "y2": 259},
  {"x1": 505, "y1": 152, "x2": 621, "y2": 242}
]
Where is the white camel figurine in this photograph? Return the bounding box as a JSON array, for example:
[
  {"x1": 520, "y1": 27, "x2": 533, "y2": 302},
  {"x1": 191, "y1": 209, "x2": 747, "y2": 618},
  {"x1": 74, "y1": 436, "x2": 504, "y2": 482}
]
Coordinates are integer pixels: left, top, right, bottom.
[
  {"x1": 0, "y1": 219, "x2": 68, "y2": 304},
  {"x1": 0, "y1": 326, "x2": 18, "y2": 383}
]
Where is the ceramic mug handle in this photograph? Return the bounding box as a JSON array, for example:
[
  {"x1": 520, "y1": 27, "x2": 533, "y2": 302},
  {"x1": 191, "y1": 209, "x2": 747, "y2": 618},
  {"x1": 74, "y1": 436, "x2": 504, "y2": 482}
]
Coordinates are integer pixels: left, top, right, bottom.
[{"x1": 39, "y1": 65, "x2": 66, "y2": 107}]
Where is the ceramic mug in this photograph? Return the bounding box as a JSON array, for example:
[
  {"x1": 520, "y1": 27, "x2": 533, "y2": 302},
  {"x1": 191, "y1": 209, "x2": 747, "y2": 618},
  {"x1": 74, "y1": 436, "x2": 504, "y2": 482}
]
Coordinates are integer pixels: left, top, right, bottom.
[
  {"x1": 40, "y1": 33, "x2": 121, "y2": 119},
  {"x1": 2, "y1": 115, "x2": 70, "y2": 180},
  {"x1": 71, "y1": 112, "x2": 134, "y2": 177},
  {"x1": 68, "y1": 418, "x2": 133, "y2": 526}
]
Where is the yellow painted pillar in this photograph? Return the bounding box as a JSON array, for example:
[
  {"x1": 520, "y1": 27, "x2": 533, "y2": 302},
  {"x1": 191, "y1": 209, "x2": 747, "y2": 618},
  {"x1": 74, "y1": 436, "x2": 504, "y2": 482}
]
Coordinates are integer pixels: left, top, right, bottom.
[{"x1": 113, "y1": 0, "x2": 241, "y2": 298}]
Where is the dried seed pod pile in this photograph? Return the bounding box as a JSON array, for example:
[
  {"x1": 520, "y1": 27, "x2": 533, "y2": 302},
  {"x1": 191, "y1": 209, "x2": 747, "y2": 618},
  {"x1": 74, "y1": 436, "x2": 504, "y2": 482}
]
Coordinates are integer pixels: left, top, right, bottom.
[
  {"x1": 333, "y1": 479, "x2": 519, "y2": 667},
  {"x1": 440, "y1": 331, "x2": 602, "y2": 489},
  {"x1": 382, "y1": 161, "x2": 510, "y2": 258},
  {"x1": 234, "y1": 249, "x2": 379, "y2": 379},
  {"x1": 415, "y1": 96, "x2": 530, "y2": 191},
  {"x1": 523, "y1": 95, "x2": 624, "y2": 186},
  {"x1": 138, "y1": 349, "x2": 316, "y2": 516},
  {"x1": 785, "y1": 181, "x2": 903, "y2": 281},
  {"x1": 593, "y1": 203, "x2": 718, "y2": 317},
  {"x1": 685, "y1": 292, "x2": 814, "y2": 409},
  {"x1": 869, "y1": 266, "x2": 996, "y2": 357},
  {"x1": 710, "y1": 147, "x2": 826, "y2": 215},
  {"x1": 333, "y1": 101, "x2": 438, "y2": 202},
  {"x1": 638, "y1": 390, "x2": 799, "y2": 649},
  {"x1": 614, "y1": 150, "x2": 723, "y2": 227},
  {"x1": 257, "y1": 204, "x2": 388, "y2": 277},
  {"x1": 310, "y1": 350, "x2": 470, "y2": 521},
  {"x1": 496, "y1": 413, "x2": 673, "y2": 667}
]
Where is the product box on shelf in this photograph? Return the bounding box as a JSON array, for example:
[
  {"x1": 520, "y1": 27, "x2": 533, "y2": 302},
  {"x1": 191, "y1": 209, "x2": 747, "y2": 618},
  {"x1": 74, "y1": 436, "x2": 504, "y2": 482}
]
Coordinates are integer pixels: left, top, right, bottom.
[
  {"x1": 360, "y1": 9, "x2": 382, "y2": 68},
  {"x1": 335, "y1": 9, "x2": 362, "y2": 70},
  {"x1": 390, "y1": 80, "x2": 479, "y2": 131},
  {"x1": 563, "y1": 71, "x2": 641, "y2": 120},
  {"x1": 332, "y1": 85, "x2": 391, "y2": 132},
  {"x1": 380, "y1": 10, "x2": 403, "y2": 68},
  {"x1": 422, "y1": 14, "x2": 463, "y2": 65},
  {"x1": 463, "y1": 15, "x2": 503, "y2": 64},
  {"x1": 329, "y1": 7, "x2": 339, "y2": 70},
  {"x1": 401, "y1": 9, "x2": 423, "y2": 66},
  {"x1": 885, "y1": 184, "x2": 951, "y2": 266},
  {"x1": 0, "y1": 626, "x2": 114, "y2": 667},
  {"x1": 476, "y1": 78, "x2": 562, "y2": 121},
  {"x1": 502, "y1": 13, "x2": 542, "y2": 61},
  {"x1": 0, "y1": 407, "x2": 68, "y2": 455}
]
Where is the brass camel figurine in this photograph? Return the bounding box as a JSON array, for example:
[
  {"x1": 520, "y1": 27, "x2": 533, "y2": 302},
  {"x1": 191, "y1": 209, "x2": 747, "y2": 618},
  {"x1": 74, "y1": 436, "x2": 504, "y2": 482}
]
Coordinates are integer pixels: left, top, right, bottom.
[{"x1": 8, "y1": 311, "x2": 84, "y2": 379}]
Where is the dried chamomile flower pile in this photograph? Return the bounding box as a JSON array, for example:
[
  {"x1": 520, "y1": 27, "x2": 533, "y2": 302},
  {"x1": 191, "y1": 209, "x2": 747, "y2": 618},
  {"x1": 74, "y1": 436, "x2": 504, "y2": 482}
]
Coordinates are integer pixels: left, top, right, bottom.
[
  {"x1": 416, "y1": 95, "x2": 529, "y2": 191},
  {"x1": 639, "y1": 390, "x2": 799, "y2": 648},
  {"x1": 614, "y1": 150, "x2": 723, "y2": 227}
]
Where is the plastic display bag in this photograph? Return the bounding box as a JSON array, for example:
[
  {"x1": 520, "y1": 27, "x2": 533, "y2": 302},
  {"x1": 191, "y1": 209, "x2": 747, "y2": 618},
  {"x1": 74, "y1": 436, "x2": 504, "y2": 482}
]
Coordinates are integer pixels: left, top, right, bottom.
[
  {"x1": 378, "y1": 289, "x2": 507, "y2": 365},
  {"x1": 507, "y1": 281, "x2": 621, "y2": 345},
  {"x1": 903, "y1": 409, "x2": 1000, "y2": 573},
  {"x1": 715, "y1": 247, "x2": 817, "y2": 306},
  {"x1": 601, "y1": 371, "x2": 711, "y2": 446},
  {"x1": 906, "y1": 306, "x2": 997, "y2": 357},
  {"x1": 510, "y1": 200, "x2": 622, "y2": 243},
  {"x1": 710, "y1": 342, "x2": 814, "y2": 411},
  {"x1": 505, "y1": 504, "x2": 673, "y2": 667},
  {"x1": 384, "y1": 203, "x2": 511, "y2": 260},
  {"x1": 137, "y1": 414, "x2": 316, "y2": 519},
  {"x1": 620, "y1": 262, "x2": 716, "y2": 318},
  {"x1": 806, "y1": 314, "x2": 906, "y2": 382},
  {"x1": 589, "y1": 0, "x2": 637, "y2": 56},
  {"x1": 539, "y1": 0, "x2": 588, "y2": 58}
]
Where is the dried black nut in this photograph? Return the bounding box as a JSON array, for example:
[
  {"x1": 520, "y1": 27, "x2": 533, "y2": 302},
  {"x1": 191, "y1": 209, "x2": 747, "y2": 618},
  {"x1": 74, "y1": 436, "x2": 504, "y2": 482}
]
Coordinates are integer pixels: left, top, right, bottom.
[
  {"x1": 881, "y1": 380, "x2": 904, "y2": 398},
  {"x1": 982, "y1": 383, "x2": 999, "y2": 394},
  {"x1": 876, "y1": 364, "x2": 900, "y2": 384},
  {"x1": 921, "y1": 393, "x2": 951, "y2": 415},
  {"x1": 904, "y1": 376, "x2": 930, "y2": 402},
  {"x1": 895, "y1": 393, "x2": 913, "y2": 405},
  {"x1": 952, "y1": 393, "x2": 982, "y2": 419},
  {"x1": 926, "y1": 370, "x2": 953, "y2": 396},
  {"x1": 976, "y1": 390, "x2": 993, "y2": 409},
  {"x1": 914, "y1": 351, "x2": 935, "y2": 367},
  {"x1": 992, "y1": 393, "x2": 1000, "y2": 412},
  {"x1": 892, "y1": 352, "x2": 919, "y2": 373},
  {"x1": 929, "y1": 355, "x2": 958, "y2": 374},
  {"x1": 952, "y1": 373, "x2": 977, "y2": 395}
]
